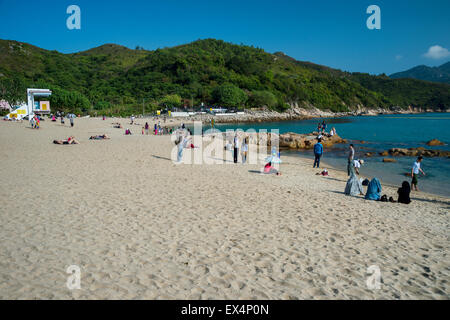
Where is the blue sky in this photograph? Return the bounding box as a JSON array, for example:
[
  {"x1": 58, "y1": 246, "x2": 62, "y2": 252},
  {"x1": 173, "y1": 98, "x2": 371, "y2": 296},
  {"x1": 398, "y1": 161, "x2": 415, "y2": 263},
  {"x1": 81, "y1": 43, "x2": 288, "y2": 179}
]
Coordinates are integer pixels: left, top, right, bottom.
[{"x1": 0, "y1": 0, "x2": 449, "y2": 75}]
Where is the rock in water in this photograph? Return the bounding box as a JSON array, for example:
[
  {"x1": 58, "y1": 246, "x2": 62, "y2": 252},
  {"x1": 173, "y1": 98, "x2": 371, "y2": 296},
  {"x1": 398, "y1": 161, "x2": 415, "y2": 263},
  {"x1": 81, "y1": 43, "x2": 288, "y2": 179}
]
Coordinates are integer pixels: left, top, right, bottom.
[
  {"x1": 426, "y1": 139, "x2": 445, "y2": 146},
  {"x1": 383, "y1": 158, "x2": 397, "y2": 163}
]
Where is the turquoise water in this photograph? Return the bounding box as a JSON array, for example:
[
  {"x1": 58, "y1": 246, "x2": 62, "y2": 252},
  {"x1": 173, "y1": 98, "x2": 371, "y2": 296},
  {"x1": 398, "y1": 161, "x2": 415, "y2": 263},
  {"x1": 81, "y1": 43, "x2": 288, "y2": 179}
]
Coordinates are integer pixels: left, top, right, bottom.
[{"x1": 213, "y1": 113, "x2": 450, "y2": 197}]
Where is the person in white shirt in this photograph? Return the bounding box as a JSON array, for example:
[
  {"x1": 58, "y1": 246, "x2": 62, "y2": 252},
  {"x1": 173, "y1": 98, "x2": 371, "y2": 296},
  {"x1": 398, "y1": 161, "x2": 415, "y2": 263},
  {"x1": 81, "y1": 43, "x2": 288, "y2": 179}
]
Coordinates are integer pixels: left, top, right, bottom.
[
  {"x1": 353, "y1": 159, "x2": 364, "y2": 175},
  {"x1": 411, "y1": 156, "x2": 426, "y2": 191}
]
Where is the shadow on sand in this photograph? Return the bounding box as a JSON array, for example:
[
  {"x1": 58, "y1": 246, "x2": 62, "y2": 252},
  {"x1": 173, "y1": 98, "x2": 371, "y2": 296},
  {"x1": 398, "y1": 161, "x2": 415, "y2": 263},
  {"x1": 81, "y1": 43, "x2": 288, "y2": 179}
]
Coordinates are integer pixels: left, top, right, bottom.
[{"x1": 152, "y1": 155, "x2": 172, "y2": 161}]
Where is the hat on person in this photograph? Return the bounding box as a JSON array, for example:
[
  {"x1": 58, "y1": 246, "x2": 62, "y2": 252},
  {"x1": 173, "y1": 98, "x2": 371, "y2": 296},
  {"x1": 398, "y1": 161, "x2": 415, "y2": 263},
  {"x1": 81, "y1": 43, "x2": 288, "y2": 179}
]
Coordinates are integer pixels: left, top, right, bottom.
[{"x1": 359, "y1": 159, "x2": 365, "y2": 165}]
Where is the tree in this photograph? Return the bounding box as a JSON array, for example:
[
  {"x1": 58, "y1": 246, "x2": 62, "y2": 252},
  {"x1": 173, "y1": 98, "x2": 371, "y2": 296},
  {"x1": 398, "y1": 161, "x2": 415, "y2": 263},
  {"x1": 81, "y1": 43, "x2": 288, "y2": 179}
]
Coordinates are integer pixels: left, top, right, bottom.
[
  {"x1": 0, "y1": 77, "x2": 26, "y2": 107},
  {"x1": 212, "y1": 84, "x2": 247, "y2": 107},
  {"x1": 248, "y1": 90, "x2": 277, "y2": 109},
  {"x1": 160, "y1": 94, "x2": 181, "y2": 109}
]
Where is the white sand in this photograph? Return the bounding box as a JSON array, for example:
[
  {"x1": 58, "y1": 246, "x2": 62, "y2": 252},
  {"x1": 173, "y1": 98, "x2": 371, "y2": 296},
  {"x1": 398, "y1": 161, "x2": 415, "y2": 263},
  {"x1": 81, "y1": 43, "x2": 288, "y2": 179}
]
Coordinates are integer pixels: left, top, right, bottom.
[{"x1": 0, "y1": 117, "x2": 448, "y2": 300}]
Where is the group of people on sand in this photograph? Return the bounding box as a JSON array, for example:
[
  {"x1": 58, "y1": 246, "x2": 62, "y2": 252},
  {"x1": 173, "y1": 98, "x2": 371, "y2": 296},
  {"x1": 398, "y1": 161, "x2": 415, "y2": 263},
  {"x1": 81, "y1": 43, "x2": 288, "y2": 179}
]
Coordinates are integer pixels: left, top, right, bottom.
[
  {"x1": 54, "y1": 134, "x2": 110, "y2": 144},
  {"x1": 52, "y1": 112, "x2": 74, "y2": 127},
  {"x1": 230, "y1": 133, "x2": 250, "y2": 164},
  {"x1": 314, "y1": 136, "x2": 426, "y2": 204},
  {"x1": 30, "y1": 115, "x2": 41, "y2": 129}
]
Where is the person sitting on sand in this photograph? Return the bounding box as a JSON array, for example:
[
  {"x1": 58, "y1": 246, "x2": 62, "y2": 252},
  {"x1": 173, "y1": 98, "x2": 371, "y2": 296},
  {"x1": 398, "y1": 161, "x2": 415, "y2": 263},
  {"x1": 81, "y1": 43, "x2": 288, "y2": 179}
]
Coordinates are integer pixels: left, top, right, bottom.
[
  {"x1": 125, "y1": 128, "x2": 132, "y2": 135},
  {"x1": 345, "y1": 162, "x2": 364, "y2": 196},
  {"x1": 53, "y1": 136, "x2": 79, "y2": 145},
  {"x1": 365, "y1": 178, "x2": 382, "y2": 201},
  {"x1": 397, "y1": 181, "x2": 411, "y2": 204},
  {"x1": 262, "y1": 162, "x2": 281, "y2": 175},
  {"x1": 89, "y1": 134, "x2": 110, "y2": 140}
]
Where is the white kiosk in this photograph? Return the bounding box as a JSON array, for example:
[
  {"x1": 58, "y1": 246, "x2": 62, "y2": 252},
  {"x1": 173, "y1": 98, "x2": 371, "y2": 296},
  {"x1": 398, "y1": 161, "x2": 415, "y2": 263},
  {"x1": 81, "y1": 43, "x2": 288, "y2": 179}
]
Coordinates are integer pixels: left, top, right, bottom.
[{"x1": 6, "y1": 88, "x2": 52, "y2": 120}]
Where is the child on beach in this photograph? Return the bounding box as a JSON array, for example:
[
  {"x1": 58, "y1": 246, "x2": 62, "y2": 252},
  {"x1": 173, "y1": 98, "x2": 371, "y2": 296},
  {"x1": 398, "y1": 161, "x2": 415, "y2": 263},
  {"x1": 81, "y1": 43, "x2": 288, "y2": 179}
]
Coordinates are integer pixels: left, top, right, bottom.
[
  {"x1": 263, "y1": 162, "x2": 281, "y2": 175},
  {"x1": 411, "y1": 156, "x2": 426, "y2": 191}
]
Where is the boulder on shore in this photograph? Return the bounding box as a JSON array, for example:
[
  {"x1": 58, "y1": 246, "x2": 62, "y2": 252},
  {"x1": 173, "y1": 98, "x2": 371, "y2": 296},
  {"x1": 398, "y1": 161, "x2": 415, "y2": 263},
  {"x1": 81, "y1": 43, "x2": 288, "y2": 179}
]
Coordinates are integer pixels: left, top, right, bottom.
[{"x1": 383, "y1": 158, "x2": 397, "y2": 163}]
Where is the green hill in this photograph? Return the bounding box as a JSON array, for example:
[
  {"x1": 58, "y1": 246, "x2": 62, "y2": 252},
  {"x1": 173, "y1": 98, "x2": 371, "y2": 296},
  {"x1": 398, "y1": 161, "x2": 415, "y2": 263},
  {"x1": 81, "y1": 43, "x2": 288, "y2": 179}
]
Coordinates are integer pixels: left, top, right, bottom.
[
  {"x1": 390, "y1": 62, "x2": 450, "y2": 84},
  {"x1": 0, "y1": 38, "x2": 449, "y2": 116}
]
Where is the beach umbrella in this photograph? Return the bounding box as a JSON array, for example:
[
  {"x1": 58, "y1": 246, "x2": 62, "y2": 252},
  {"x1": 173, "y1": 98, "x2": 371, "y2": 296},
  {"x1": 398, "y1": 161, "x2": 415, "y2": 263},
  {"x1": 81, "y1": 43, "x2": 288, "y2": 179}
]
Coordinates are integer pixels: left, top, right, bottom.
[{"x1": 265, "y1": 155, "x2": 282, "y2": 164}]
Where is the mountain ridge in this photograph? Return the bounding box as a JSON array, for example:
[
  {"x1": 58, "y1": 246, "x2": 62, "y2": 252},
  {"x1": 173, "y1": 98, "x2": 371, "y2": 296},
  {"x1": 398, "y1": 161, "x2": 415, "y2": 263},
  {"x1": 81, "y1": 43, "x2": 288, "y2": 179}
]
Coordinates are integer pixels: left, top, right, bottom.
[{"x1": 390, "y1": 62, "x2": 450, "y2": 84}]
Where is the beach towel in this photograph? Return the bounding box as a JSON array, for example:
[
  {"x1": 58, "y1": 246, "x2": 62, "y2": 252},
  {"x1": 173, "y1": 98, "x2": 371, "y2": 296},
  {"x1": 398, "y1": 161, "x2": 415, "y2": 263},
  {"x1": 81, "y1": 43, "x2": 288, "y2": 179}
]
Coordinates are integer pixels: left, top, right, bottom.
[{"x1": 365, "y1": 178, "x2": 382, "y2": 201}]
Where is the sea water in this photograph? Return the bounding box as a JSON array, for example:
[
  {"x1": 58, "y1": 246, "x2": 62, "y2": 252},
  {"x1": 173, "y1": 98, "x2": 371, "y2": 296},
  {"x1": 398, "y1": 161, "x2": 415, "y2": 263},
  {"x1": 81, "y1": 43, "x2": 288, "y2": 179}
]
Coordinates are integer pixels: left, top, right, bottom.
[{"x1": 213, "y1": 113, "x2": 450, "y2": 197}]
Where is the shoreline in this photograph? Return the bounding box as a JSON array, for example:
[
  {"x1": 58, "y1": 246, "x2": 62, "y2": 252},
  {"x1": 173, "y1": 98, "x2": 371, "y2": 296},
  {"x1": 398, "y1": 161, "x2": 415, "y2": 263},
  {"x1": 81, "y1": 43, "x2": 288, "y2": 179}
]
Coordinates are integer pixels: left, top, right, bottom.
[
  {"x1": 183, "y1": 109, "x2": 449, "y2": 125},
  {"x1": 291, "y1": 152, "x2": 447, "y2": 199}
]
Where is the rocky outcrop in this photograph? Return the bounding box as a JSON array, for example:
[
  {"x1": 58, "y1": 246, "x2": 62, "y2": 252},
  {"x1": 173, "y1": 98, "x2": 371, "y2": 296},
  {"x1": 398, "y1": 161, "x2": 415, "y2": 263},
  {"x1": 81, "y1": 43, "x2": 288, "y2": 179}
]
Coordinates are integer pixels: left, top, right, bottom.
[
  {"x1": 387, "y1": 147, "x2": 450, "y2": 158},
  {"x1": 277, "y1": 132, "x2": 346, "y2": 150},
  {"x1": 426, "y1": 139, "x2": 445, "y2": 146}
]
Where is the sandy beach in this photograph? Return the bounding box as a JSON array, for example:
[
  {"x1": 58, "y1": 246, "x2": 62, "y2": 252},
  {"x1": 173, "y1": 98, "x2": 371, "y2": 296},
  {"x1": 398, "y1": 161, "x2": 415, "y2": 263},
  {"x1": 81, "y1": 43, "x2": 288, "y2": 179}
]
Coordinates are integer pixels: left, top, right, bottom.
[{"x1": 0, "y1": 117, "x2": 448, "y2": 300}]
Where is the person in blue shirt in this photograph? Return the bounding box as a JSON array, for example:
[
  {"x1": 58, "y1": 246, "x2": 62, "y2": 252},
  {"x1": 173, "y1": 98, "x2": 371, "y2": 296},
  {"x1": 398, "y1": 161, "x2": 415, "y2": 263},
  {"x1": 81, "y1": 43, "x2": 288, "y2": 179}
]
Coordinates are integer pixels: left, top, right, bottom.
[{"x1": 313, "y1": 138, "x2": 323, "y2": 168}]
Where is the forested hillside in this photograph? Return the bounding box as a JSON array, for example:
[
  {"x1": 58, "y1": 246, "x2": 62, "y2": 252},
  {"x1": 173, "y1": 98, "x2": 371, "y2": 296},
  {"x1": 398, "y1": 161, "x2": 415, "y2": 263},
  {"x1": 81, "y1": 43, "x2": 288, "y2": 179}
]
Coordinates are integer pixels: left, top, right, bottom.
[{"x1": 1, "y1": 38, "x2": 448, "y2": 116}]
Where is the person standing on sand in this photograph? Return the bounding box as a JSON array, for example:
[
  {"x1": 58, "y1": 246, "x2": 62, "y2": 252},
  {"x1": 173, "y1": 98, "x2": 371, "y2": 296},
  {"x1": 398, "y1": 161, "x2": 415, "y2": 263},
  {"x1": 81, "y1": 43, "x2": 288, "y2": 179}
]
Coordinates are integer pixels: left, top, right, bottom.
[
  {"x1": 313, "y1": 138, "x2": 323, "y2": 168},
  {"x1": 241, "y1": 137, "x2": 249, "y2": 164},
  {"x1": 70, "y1": 116, "x2": 74, "y2": 128},
  {"x1": 411, "y1": 156, "x2": 426, "y2": 191},
  {"x1": 145, "y1": 122, "x2": 149, "y2": 135},
  {"x1": 233, "y1": 133, "x2": 240, "y2": 164},
  {"x1": 347, "y1": 144, "x2": 355, "y2": 176},
  {"x1": 176, "y1": 133, "x2": 188, "y2": 163}
]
